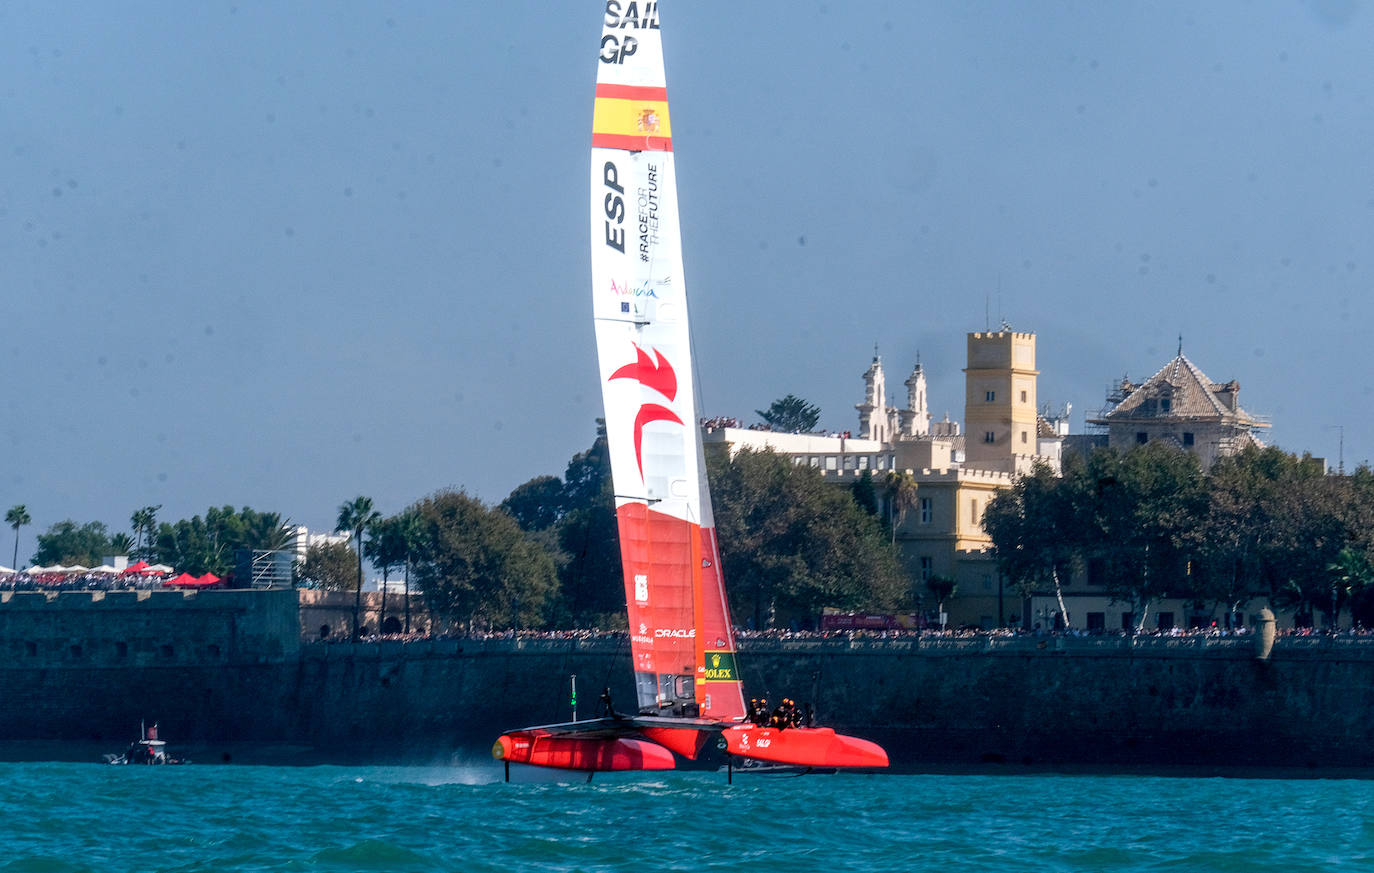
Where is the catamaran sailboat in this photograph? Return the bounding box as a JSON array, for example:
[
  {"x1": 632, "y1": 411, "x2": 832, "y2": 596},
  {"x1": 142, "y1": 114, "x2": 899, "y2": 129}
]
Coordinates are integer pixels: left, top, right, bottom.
[{"x1": 492, "y1": 1, "x2": 888, "y2": 778}]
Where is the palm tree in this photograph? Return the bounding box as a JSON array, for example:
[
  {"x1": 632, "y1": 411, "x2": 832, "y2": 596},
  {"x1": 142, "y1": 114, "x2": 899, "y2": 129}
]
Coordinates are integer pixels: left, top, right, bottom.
[
  {"x1": 1327, "y1": 547, "x2": 1373, "y2": 630},
  {"x1": 882, "y1": 471, "x2": 920, "y2": 544},
  {"x1": 241, "y1": 511, "x2": 296, "y2": 552},
  {"x1": 398, "y1": 510, "x2": 424, "y2": 634},
  {"x1": 110, "y1": 532, "x2": 135, "y2": 557},
  {"x1": 6, "y1": 505, "x2": 31, "y2": 570},
  {"x1": 367, "y1": 515, "x2": 406, "y2": 633},
  {"x1": 337, "y1": 496, "x2": 381, "y2": 639},
  {"x1": 130, "y1": 505, "x2": 161, "y2": 562}
]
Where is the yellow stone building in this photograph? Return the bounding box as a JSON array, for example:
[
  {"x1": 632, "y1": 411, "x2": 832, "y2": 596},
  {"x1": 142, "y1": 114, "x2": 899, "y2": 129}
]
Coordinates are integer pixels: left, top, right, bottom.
[
  {"x1": 963, "y1": 331, "x2": 1041, "y2": 472},
  {"x1": 704, "y1": 329, "x2": 1064, "y2": 629},
  {"x1": 706, "y1": 336, "x2": 1293, "y2": 633}
]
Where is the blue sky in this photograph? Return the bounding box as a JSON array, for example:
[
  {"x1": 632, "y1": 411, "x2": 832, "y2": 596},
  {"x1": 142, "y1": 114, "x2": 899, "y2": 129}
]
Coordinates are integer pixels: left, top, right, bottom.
[{"x1": 3, "y1": 1, "x2": 1372, "y2": 564}]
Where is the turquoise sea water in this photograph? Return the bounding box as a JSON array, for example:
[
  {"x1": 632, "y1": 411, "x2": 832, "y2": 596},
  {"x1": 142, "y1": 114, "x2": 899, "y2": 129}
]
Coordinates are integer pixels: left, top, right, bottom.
[{"x1": 3, "y1": 761, "x2": 1372, "y2": 872}]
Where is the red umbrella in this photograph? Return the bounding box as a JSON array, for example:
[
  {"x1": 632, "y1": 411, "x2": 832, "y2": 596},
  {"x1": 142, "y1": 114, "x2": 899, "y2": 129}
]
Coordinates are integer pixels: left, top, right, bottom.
[
  {"x1": 164, "y1": 572, "x2": 222, "y2": 588},
  {"x1": 121, "y1": 560, "x2": 151, "y2": 576}
]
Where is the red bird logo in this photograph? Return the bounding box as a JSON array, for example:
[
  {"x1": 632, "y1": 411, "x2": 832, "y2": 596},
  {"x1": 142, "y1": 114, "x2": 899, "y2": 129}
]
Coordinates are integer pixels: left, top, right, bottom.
[{"x1": 609, "y1": 344, "x2": 682, "y2": 479}]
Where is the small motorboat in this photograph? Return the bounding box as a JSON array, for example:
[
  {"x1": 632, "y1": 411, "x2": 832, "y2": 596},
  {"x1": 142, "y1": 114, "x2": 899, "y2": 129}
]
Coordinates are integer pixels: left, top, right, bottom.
[{"x1": 104, "y1": 722, "x2": 187, "y2": 765}]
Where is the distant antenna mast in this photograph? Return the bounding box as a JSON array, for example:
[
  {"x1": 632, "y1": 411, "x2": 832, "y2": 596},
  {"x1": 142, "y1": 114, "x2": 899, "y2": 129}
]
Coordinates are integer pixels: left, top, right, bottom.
[
  {"x1": 1326, "y1": 424, "x2": 1345, "y2": 475},
  {"x1": 996, "y1": 278, "x2": 1003, "y2": 331}
]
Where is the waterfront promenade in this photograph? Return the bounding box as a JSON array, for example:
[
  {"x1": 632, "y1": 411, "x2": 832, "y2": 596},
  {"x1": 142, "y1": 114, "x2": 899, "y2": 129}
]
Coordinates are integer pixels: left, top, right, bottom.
[{"x1": 303, "y1": 627, "x2": 1374, "y2": 662}]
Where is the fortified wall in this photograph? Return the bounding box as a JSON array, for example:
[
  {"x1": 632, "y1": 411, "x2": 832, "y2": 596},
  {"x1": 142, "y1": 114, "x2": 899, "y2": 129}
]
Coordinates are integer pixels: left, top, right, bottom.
[{"x1": 2, "y1": 590, "x2": 1371, "y2": 769}]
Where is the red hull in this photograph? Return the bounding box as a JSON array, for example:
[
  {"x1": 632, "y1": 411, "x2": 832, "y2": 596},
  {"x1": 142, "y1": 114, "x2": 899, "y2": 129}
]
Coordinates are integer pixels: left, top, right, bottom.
[
  {"x1": 721, "y1": 725, "x2": 889, "y2": 769},
  {"x1": 493, "y1": 731, "x2": 676, "y2": 772}
]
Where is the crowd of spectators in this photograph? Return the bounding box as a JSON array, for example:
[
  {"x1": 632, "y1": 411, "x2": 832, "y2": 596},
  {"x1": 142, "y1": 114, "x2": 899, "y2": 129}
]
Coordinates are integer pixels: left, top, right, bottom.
[
  {"x1": 699, "y1": 416, "x2": 741, "y2": 430},
  {"x1": 337, "y1": 628, "x2": 630, "y2": 644},
  {"x1": 11, "y1": 570, "x2": 1369, "y2": 642},
  {"x1": 0, "y1": 569, "x2": 174, "y2": 592},
  {"x1": 322, "y1": 623, "x2": 1374, "y2": 644}
]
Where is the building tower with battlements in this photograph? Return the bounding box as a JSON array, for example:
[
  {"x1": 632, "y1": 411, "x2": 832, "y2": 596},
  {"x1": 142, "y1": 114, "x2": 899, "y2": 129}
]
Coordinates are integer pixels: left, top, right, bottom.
[{"x1": 963, "y1": 331, "x2": 1040, "y2": 473}]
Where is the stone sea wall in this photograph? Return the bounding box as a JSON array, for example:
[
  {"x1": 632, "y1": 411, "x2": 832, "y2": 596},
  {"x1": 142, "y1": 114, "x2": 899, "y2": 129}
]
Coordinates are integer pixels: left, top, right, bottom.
[{"x1": 2, "y1": 590, "x2": 1372, "y2": 768}]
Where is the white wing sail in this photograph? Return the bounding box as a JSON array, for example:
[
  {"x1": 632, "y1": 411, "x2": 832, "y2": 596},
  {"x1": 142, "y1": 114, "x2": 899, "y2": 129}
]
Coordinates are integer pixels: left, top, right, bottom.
[{"x1": 590, "y1": 1, "x2": 743, "y2": 720}]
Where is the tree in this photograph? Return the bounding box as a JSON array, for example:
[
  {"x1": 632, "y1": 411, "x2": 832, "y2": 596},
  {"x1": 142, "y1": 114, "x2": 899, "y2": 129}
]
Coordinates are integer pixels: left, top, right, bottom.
[
  {"x1": 337, "y1": 496, "x2": 381, "y2": 639},
  {"x1": 395, "y1": 509, "x2": 425, "y2": 633},
  {"x1": 1081, "y1": 445, "x2": 1206, "y2": 632},
  {"x1": 561, "y1": 420, "x2": 611, "y2": 507},
  {"x1": 926, "y1": 575, "x2": 957, "y2": 628},
  {"x1": 1190, "y1": 447, "x2": 1341, "y2": 628},
  {"x1": 237, "y1": 509, "x2": 296, "y2": 553},
  {"x1": 882, "y1": 470, "x2": 920, "y2": 545},
  {"x1": 5, "y1": 505, "x2": 31, "y2": 569},
  {"x1": 552, "y1": 433, "x2": 625, "y2": 627},
  {"x1": 755, "y1": 394, "x2": 821, "y2": 433},
  {"x1": 297, "y1": 541, "x2": 357, "y2": 590},
  {"x1": 152, "y1": 506, "x2": 294, "y2": 579},
  {"x1": 1342, "y1": 468, "x2": 1374, "y2": 627},
  {"x1": 851, "y1": 470, "x2": 879, "y2": 515},
  {"x1": 708, "y1": 448, "x2": 906, "y2": 629},
  {"x1": 499, "y1": 475, "x2": 566, "y2": 532},
  {"x1": 109, "y1": 532, "x2": 135, "y2": 556},
  {"x1": 130, "y1": 505, "x2": 161, "y2": 562},
  {"x1": 983, "y1": 460, "x2": 1084, "y2": 628},
  {"x1": 1326, "y1": 546, "x2": 1372, "y2": 630},
  {"x1": 409, "y1": 489, "x2": 559, "y2": 629},
  {"x1": 1195, "y1": 447, "x2": 1312, "y2": 626},
  {"x1": 982, "y1": 445, "x2": 1207, "y2": 632},
  {"x1": 33, "y1": 520, "x2": 112, "y2": 567},
  {"x1": 368, "y1": 514, "x2": 411, "y2": 633},
  {"x1": 153, "y1": 515, "x2": 221, "y2": 576},
  {"x1": 499, "y1": 427, "x2": 626, "y2": 629}
]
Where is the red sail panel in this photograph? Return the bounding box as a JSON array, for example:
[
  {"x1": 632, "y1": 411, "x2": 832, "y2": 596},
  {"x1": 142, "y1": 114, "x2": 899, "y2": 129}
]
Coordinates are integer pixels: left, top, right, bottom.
[
  {"x1": 617, "y1": 503, "x2": 699, "y2": 714},
  {"x1": 695, "y1": 525, "x2": 745, "y2": 720},
  {"x1": 616, "y1": 504, "x2": 746, "y2": 721},
  {"x1": 691, "y1": 508, "x2": 707, "y2": 707}
]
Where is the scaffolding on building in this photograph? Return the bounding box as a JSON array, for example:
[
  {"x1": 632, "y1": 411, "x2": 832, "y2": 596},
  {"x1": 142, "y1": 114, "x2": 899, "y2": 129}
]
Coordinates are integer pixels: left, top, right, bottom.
[{"x1": 235, "y1": 548, "x2": 294, "y2": 589}]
